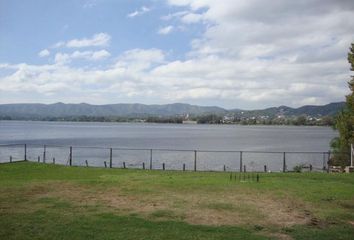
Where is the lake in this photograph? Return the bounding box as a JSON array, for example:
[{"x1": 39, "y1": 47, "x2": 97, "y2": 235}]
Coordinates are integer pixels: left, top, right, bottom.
[{"x1": 0, "y1": 121, "x2": 338, "y2": 172}]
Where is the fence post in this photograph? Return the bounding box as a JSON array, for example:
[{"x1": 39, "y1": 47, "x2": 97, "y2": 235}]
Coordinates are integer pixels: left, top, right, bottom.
[
  {"x1": 38, "y1": 156, "x2": 40, "y2": 163},
  {"x1": 10, "y1": 156, "x2": 12, "y2": 163},
  {"x1": 239, "y1": 151, "x2": 243, "y2": 172},
  {"x1": 24, "y1": 144, "x2": 27, "y2": 161},
  {"x1": 283, "y1": 152, "x2": 286, "y2": 172},
  {"x1": 309, "y1": 164, "x2": 313, "y2": 172},
  {"x1": 243, "y1": 165, "x2": 246, "y2": 172},
  {"x1": 150, "y1": 149, "x2": 153, "y2": 170},
  {"x1": 85, "y1": 160, "x2": 88, "y2": 167},
  {"x1": 183, "y1": 163, "x2": 185, "y2": 171},
  {"x1": 43, "y1": 145, "x2": 46, "y2": 163},
  {"x1": 69, "y1": 146, "x2": 72, "y2": 166},
  {"x1": 264, "y1": 165, "x2": 267, "y2": 172},
  {"x1": 194, "y1": 150, "x2": 197, "y2": 172},
  {"x1": 351, "y1": 144, "x2": 353, "y2": 167},
  {"x1": 163, "y1": 163, "x2": 165, "y2": 170},
  {"x1": 123, "y1": 162, "x2": 126, "y2": 169},
  {"x1": 223, "y1": 165, "x2": 226, "y2": 172},
  {"x1": 109, "y1": 148, "x2": 113, "y2": 168},
  {"x1": 143, "y1": 162, "x2": 145, "y2": 170},
  {"x1": 104, "y1": 161, "x2": 107, "y2": 168},
  {"x1": 53, "y1": 157, "x2": 55, "y2": 164},
  {"x1": 327, "y1": 151, "x2": 331, "y2": 173}
]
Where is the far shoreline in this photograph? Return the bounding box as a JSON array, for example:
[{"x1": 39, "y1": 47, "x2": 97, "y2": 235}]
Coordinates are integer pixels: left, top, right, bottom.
[{"x1": 0, "y1": 119, "x2": 336, "y2": 128}]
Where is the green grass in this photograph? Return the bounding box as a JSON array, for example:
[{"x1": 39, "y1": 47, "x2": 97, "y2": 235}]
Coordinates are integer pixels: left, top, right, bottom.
[{"x1": 1, "y1": 161, "x2": 354, "y2": 239}]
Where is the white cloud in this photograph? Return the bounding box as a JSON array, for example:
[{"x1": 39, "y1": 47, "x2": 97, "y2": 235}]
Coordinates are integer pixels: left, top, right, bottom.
[
  {"x1": 161, "y1": 11, "x2": 188, "y2": 21},
  {"x1": 116, "y1": 48, "x2": 165, "y2": 71},
  {"x1": 38, "y1": 49, "x2": 50, "y2": 57},
  {"x1": 54, "y1": 50, "x2": 111, "y2": 64},
  {"x1": 158, "y1": 25, "x2": 174, "y2": 35},
  {"x1": 91, "y1": 50, "x2": 111, "y2": 60},
  {"x1": 180, "y1": 13, "x2": 203, "y2": 23},
  {"x1": 127, "y1": 6, "x2": 150, "y2": 18},
  {"x1": 119, "y1": 48, "x2": 165, "y2": 63},
  {"x1": 1, "y1": 45, "x2": 347, "y2": 107},
  {"x1": 1, "y1": 1, "x2": 353, "y2": 108},
  {"x1": 66, "y1": 33, "x2": 111, "y2": 48},
  {"x1": 54, "y1": 53, "x2": 70, "y2": 64},
  {"x1": 50, "y1": 33, "x2": 111, "y2": 50},
  {"x1": 161, "y1": 10, "x2": 203, "y2": 24}
]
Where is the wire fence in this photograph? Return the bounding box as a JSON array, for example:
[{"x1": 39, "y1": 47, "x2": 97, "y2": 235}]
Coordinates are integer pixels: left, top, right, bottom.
[{"x1": 0, "y1": 143, "x2": 351, "y2": 172}]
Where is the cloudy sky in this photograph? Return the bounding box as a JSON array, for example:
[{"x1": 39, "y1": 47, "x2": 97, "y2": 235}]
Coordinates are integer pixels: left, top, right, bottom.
[{"x1": 0, "y1": 0, "x2": 353, "y2": 109}]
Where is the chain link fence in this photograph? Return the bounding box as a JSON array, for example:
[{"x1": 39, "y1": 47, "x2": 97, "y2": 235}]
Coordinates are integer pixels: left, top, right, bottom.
[{"x1": 0, "y1": 143, "x2": 350, "y2": 172}]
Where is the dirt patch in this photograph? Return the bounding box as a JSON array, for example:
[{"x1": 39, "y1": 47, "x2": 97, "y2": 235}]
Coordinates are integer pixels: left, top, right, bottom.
[
  {"x1": 178, "y1": 192, "x2": 309, "y2": 227},
  {"x1": 21, "y1": 181, "x2": 311, "y2": 228}
]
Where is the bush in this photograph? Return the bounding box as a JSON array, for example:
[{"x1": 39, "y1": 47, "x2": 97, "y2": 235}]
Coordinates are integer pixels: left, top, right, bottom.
[{"x1": 293, "y1": 164, "x2": 306, "y2": 173}]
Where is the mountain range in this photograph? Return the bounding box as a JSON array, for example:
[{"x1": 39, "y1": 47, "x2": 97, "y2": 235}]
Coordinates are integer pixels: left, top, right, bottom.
[
  {"x1": 0, "y1": 102, "x2": 345, "y2": 119},
  {"x1": 229, "y1": 102, "x2": 345, "y2": 118}
]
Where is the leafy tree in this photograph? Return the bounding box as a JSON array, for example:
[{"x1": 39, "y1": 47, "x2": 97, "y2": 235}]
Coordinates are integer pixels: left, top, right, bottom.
[
  {"x1": 294, "y1": 115, "x2": 307, "y2": 126},
  {"x1": 330, "y1": 43, "x2": 354, "y2": 166}
]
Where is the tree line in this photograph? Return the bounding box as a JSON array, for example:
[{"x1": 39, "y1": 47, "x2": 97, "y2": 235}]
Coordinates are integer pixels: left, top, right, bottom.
[{"x1": 0, "y1": 114, "x2": 335, "y2": 126}]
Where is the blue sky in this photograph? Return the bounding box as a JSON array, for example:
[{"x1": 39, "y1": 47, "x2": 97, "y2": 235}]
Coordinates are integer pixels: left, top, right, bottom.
[
  {"x1": 0, "y1": 0, "x2": 353, "y2": 109},
  {"x1": 0, "y1": 0, "x2": 198, "y2": 63}
]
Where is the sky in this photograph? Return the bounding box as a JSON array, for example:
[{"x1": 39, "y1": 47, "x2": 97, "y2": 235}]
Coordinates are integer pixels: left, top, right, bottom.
[{"x1": 0, "y1": 0, "x2": 353, "y2": 109}]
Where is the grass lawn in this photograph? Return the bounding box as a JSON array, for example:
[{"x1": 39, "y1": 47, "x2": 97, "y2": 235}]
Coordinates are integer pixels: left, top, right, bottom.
[{"x1": 1, "y1": 161, "x2": 354, "y2": 239}]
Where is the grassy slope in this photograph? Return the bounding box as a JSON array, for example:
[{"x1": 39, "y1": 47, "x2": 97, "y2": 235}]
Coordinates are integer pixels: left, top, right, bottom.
[{"x1": 0, "y1": 162, "x2": 354, "y2": 240}]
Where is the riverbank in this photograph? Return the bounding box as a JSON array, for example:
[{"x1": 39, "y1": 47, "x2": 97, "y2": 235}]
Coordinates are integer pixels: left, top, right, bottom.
[{"x1": 0, "y1": 162, "x2": 354, "y2": 239}]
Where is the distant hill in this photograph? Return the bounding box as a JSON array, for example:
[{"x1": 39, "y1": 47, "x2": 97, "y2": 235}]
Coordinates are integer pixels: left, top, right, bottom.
[
  {"x1": 0, "y1": 102, "x2": 345, "y2": 120},
  {"x1": 0, "y1": 102, "x2": 227, "y2": 119},
  {"x1": 229, "y1": 102, "x2": 345, "y2": 118}
]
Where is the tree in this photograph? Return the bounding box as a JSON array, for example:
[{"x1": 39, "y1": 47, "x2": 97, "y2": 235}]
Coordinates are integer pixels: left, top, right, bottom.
[
  {"x1": 294, "y1": 115, "x2": 307, "y2": 126},
  {"x1": 330, "y1": 43, "x2": 354, "y2": 166}
]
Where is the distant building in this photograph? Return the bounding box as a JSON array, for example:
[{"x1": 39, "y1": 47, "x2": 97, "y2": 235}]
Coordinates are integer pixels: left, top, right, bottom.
[
  {"x1": 182, "y1": 113, "x2": 197, "y2": 124},
  {"x1": 182, "y1": 120, "x2": 197, "y2": 124}
]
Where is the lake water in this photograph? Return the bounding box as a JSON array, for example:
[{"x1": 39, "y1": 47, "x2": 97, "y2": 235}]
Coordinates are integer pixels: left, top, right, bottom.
[{"x1": 0, "y1": 121, "x2": 338, "y2": 172}]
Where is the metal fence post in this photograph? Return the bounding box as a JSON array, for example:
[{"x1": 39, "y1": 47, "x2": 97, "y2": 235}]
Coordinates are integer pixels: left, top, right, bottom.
[
  {"x1": 109, "y1": 148, "x2": 113, "y2": 168},
  {"x1": 239, "y1": 151, "x2": 243, "y2": 172},
  {"x1": 283, "y1": 152, "x2": 286, "y2": 172},
  {"x1": 43, "y1": 145, "x2": 46, "y2": 163},
  {"x1": 350, "y1": 144, "x2": 354, "y2": 167},
  {"x1": 327, "y1": 151, "x2": 331, "y2": 173},
  {"x1": 69, "y1": 146, "x2": 72, "y2": 166},
  {"x1": 150, "y1": 149, "x2": 153, "y2": 170},
  {"x1": 24, "y1": 144, "x2": 27, "y2": 161},
  {"x1": 322, "y1": 152, "x2": 326, "y2": 171},
  {"x1": 194, "y1": 150, "x2": 197, "y2": 171}
]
